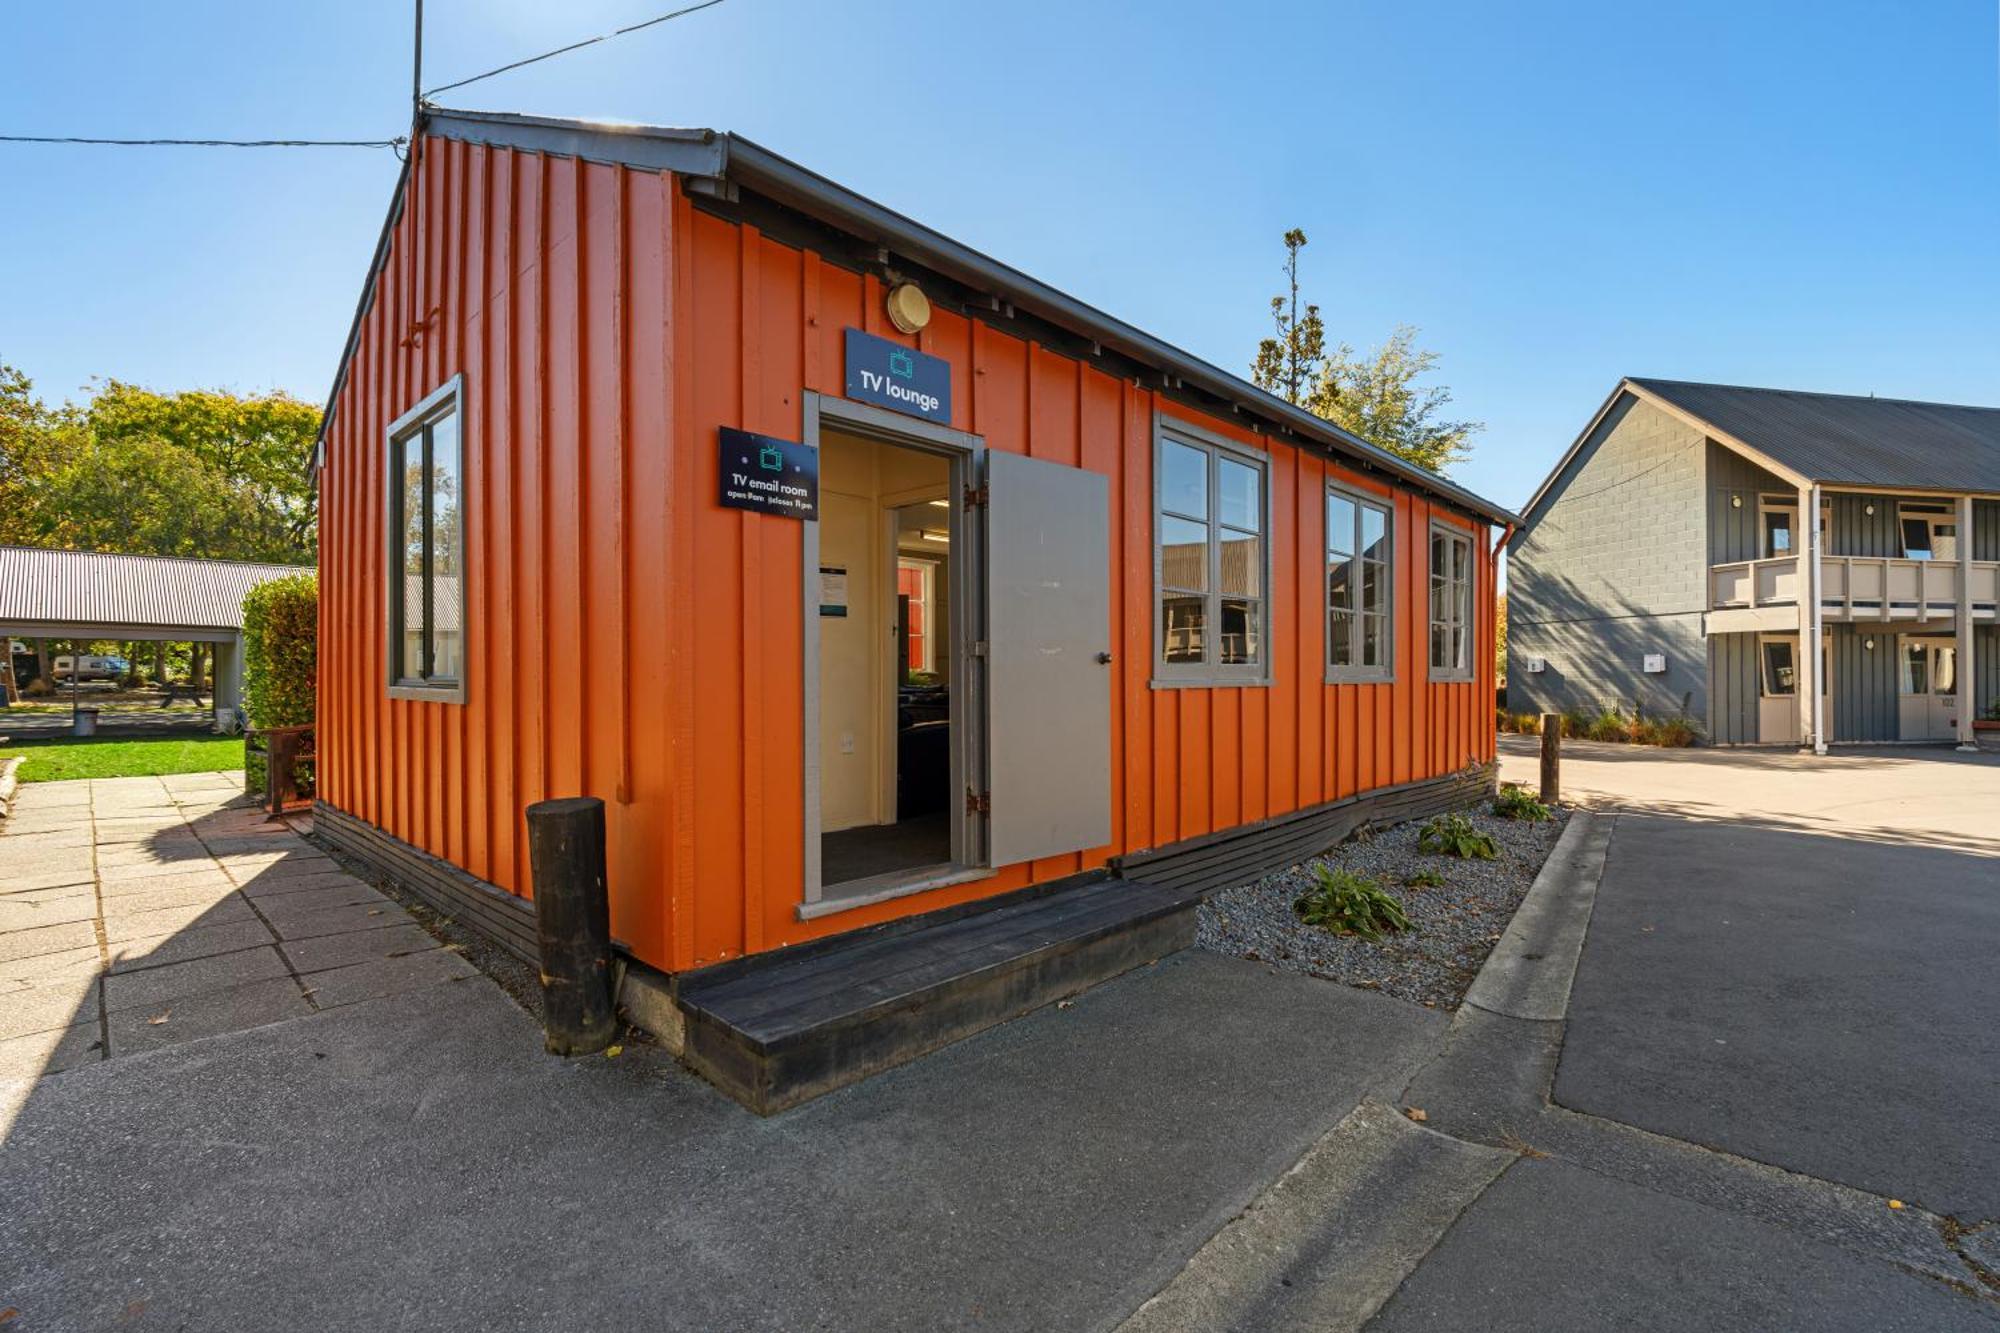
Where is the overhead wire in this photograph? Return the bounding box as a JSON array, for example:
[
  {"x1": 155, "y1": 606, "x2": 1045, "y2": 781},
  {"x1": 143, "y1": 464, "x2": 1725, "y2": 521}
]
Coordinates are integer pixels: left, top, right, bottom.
[
  {"x1": 420, "y1": 0, "x2": 732, "y2": 99},
  {"x1": 0, "y1": 134, "x2": 405, "y2": 149}
]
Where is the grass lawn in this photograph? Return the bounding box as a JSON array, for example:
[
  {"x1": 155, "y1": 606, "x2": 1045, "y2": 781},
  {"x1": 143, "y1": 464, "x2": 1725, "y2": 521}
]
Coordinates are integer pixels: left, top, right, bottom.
[{"x1": 0, "y1": 735, "x2": 246, "y2": 783}]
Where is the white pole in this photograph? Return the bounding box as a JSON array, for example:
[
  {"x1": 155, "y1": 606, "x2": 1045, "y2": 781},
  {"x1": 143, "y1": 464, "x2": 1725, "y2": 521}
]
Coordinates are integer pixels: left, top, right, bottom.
[
  {"x1": 1811, "y1": 483, "x2": 1827, "y2": 755},
  {"x1": 1956, "y1": 494, "x2": 1977, "y2": 751}
]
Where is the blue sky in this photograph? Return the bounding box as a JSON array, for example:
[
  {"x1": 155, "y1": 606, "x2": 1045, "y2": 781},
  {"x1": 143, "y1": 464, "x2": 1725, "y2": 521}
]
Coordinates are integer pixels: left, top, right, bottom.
[{"x1": 3, "y1": 0, "x2": 1995, "y2": 508}]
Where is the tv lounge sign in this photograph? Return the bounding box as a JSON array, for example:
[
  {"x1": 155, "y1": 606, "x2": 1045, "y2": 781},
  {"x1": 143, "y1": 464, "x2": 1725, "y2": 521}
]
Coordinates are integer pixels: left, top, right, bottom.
[{"x1": 844, "y1": 328, "x2": 951, "y2": 424}]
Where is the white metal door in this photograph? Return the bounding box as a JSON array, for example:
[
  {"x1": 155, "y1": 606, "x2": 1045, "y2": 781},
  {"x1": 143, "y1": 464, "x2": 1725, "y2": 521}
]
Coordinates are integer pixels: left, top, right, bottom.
[{"x1": 982, "y1": 450, "x2": 1112, "y2": 867}]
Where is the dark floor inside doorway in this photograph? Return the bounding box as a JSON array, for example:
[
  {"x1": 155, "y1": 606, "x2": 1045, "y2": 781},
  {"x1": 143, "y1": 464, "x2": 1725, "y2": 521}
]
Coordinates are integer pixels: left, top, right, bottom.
[{"x1": 822, "y1": 813, "x2": 951, "y2": 888}]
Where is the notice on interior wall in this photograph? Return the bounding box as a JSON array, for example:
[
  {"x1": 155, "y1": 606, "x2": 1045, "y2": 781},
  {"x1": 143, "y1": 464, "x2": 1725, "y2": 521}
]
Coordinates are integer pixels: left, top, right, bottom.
[{"x1": 819, "y1": 566, "x2": 848, "y2": 617}]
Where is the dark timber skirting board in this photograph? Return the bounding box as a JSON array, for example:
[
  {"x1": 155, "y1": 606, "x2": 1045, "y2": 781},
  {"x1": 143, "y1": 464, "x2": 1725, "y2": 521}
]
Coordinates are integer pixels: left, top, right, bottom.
[
  {"x1": 1112, "y1": 763, "x2": 1498, "y2": 900},
  {"x1": 312, "y1": 802, "x2": 541, "y2": 963}
]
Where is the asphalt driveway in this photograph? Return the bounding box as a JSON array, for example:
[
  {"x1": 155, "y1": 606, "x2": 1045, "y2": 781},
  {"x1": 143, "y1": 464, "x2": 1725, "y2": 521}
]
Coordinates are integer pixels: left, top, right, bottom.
[{"x1": 1504, "y1": 738, "x2": 2000, "y2": 1220}]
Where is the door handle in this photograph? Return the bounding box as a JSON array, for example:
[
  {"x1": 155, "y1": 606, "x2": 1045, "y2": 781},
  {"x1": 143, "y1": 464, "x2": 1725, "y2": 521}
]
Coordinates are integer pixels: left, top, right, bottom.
[{"x1": 1096, "y1": 652, "x2": 1114, "y2": 665}]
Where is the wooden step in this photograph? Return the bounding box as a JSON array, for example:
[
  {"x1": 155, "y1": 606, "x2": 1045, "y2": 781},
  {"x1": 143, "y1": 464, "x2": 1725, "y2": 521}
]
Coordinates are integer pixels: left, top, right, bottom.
[{"x1": 675, "y1": 874, "x2": 1199, "y2": 1114}]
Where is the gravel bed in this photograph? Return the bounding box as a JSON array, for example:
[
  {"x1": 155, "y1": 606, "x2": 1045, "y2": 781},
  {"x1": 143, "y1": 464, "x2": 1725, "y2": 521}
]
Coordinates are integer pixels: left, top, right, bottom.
[{"x1": 1196, "y1": 804, "x2": 1570, "y2": 1010}]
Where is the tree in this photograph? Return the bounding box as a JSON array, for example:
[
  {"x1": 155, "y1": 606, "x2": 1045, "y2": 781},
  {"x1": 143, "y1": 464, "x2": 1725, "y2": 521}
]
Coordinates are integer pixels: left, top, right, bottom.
[
  {"x1": 1308, "y1": 327, "x2": 1481, "y2": 475},
  {"x1": 1495, "y1": 591, "x2": 1508, "y2": 685},
  {"x1": 0, "y1": 362, "x2": 319, "y2": 564},
  {"x1": 1250, "y1": 229, "x2": 1325, "y2": 407},
  {"x1": 1248, "y1": 232, "x2": 1481, "y2": 475}
]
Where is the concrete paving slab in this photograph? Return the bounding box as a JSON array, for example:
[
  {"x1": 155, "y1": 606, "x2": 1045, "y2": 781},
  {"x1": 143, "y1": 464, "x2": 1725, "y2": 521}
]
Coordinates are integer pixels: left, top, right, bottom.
[
  {"x1": 1556, "y1": 813, "x2": 2000, "y2": 1219},
  {"x1": 1, "y1": 883, "x2": 98, "y2": 907},
  {"x1": 0, "y1": 894, "x2": 98, "y2": 931},
  {"x1": 252, "y1": 882, "x2": 391, "y2": 919},
  {"x1": 279, "y1": 924, "x2": 438, "y2": 974},
  {"x1": 1368, "y1": 1157, "x2": 2000, "y2": 1331},
  {"x1": 300, "y1": 948, "x2": 476, "y2": 1008},
  {"x1": 0, "y1": 977, "x2": 99, "y2": 1042},
  {"x1": 0, "y1": 1020, "x2": 102, "y2": 1078},
  {"x1": 100, "y1": 946, "x2": 291, "y2": 1014},
  {"x1": 0, "y1": 920, "x2": 99, "y2": 965},
  {"x1": 104, "y1": 976, "x2": 312, "y2": 1058},
  {"x1": 96, "y1": 881, "x2": 239, "y2": 918},
  {"x1": 0, "y1": 945, "x2": 101, "y2": 989},
  {"x1": 235, "y1": 869, "x2": 376, "y2": 900},
  {"x1": 97, "y1": 857, "x2": 231, "y2": 885},
  {"x1": 106, "y1": 920, "x2": 278, "y2": 974},
  {"x1": 0, "y1": 951, "x2": 1445, "y2": 1332},
  {"x1": 95, "y1": 868, "x2": 234, "y2": 899},
  {"x1": 0, "y1": 867, "x2": 96, "y2": 893},
  {"x1": 101, "y1": 897, "x2": 256, "y2": 944},
  {"x1": 266, "y1": 901, "x2": 410, "y2": 942}
]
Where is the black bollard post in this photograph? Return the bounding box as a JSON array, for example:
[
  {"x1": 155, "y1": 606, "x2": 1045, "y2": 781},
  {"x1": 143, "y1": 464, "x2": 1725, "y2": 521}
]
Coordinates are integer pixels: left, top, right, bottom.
[{"x1": 525, "y1": 797, "x2": 618, "y2": 1056}]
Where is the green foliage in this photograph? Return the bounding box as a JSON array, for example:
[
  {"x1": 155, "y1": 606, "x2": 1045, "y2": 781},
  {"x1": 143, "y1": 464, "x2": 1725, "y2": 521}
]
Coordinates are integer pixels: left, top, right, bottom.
[
  {"x1": 1418, "y1": 812, "x2": 1498, "y2": 860},
  {"x1": 1247, "y1": 234, "x2": 1480, "y2": 474},
  {"x1": 1586, "y1": 707, "x2": 1628, "y2": 742},
  {"x1": 1495, "y1": 592, "x2": 1507, "y2": 683},
  {"x1": 1294, "y1": 864, "x2": 1412, "y2": 940},
  {"x1": 0, "y1": 363, "x2": 319, "y2": 563},
  {"x1": 1405, "y1": 868, "x2": 1447, "y2": 888},
  {"x1": 242, "y1": 573, "x2": 318, "y2": 789},
  {"x1": 1493, "y1": 784, "x2": 1552, "y2": 822}
]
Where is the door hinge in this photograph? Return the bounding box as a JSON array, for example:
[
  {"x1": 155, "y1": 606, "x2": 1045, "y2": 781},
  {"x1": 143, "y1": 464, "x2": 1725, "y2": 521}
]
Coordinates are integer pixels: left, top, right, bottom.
[
  {"x1": 963, "y1": 484, "x2": 988, "y2": 508},
  {"x1": 965, "y1": 789, "x2": 991, "y2": 815}
]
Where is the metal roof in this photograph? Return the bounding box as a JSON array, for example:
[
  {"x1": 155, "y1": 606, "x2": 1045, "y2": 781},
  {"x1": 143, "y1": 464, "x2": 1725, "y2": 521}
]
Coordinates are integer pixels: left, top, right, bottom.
[
  {"x1": 314, "y1": 106, "x2": 1518, "y2": 529},
  {"x1": 1629, "y1": 378, "x2": 2000, "y2": 492},
  {"x1": 0, "y1": 546, "x2": 309, "y2": 637}
]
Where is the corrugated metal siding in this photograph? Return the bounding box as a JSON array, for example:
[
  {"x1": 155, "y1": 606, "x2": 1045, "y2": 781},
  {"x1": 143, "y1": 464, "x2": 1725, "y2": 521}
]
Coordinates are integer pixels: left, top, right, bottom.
[
  {"x1": 1706, "y1": 441, "x2": 1787, "y2": 563},
  {"x1": 1829, "y1": 494, "x2": 1900, "y2": 558},
  {"x1": 318, "y1": 135, "x2": 1496, "y2": 975},
  {"x1": 1979, "y1": 626, "x2": 1999, "y2": 720},
  {"x1": 1975, "y1": 500, "x2": 1999, "y2": 563},
  {"x1": 1708, "y1": 630, "x2": 1760, "y2": 744},
  {"x1": 1831, "y1": 624, "x2": 1896, "y2": 742},
  {"x1": 0, "y1": 546, "x2": 306, "y2": 631},
  {"x1": 1636, "y1": 379, "x2": 2000, "y2": 491}
]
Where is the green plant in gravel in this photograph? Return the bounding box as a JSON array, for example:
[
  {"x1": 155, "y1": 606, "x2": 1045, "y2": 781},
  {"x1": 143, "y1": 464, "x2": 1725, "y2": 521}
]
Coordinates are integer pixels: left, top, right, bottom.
[
  {"x1": 1493, "y1": 784, "x2": 1552, "y2": 822},
  {"x1": 1294, "y1": 865, "x2": 1412, "y2": 940},
  {"x1": 1418, "y1": 812, "x2": 1498, "y2": 860},
  {"x1": 1405, "y1": 868, "x2": 1447, "y2": 888}
]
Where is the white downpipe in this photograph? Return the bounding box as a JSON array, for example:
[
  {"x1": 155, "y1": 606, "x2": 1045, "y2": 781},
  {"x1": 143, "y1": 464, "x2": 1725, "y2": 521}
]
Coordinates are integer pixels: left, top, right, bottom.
[{"x1": 1810, "y1": 482, "x2": 1827, "y2": 755}]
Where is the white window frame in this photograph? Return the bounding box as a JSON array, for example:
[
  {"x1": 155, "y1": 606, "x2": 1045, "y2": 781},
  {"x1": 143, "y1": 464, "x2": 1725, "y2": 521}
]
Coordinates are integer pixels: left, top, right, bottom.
[
  {"x1": 1152, "y1": 416, "x2": 1272, "y2": 687},
  {"x1": 1757, "y1": 493, "x2": 1829, "y2": 560},
  {"x1": 385, "y1": 374, "x2": 467, "y2": 703},
  {"x1": 1428, "y1": 521, "x2": 1475, "y2": 683},
  {"x1": 1326, "y1": 482, "x2": 1395, "y2": 684}
]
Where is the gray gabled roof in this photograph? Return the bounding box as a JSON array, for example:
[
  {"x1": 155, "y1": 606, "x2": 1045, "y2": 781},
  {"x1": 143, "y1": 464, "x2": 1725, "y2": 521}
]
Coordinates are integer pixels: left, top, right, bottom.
[
  {"x1": 1630, "y1": 378, "x2": 2000, "y2": 492},
  {"x1": 0, "y1": 546, "x2": 309, "y2": 637},
  {"x1": 314, "y1": 106, "x2": 1517, "y2": 529}
]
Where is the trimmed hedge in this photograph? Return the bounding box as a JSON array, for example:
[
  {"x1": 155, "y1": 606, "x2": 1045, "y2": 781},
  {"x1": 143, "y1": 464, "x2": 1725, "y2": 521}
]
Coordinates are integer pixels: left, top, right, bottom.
[{"x1": 242, "y1": 573, "x2": 318, "y2": 791}]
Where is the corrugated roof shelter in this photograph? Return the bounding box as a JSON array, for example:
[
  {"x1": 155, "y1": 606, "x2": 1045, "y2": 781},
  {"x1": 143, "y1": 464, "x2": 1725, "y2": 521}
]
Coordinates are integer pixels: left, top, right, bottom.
[
  {"x1": 1, "y1": 546, "x2": 310, "y2": 715},
  {"x1": 0, "y1": 546, "x2": 307, "y2": 641}
]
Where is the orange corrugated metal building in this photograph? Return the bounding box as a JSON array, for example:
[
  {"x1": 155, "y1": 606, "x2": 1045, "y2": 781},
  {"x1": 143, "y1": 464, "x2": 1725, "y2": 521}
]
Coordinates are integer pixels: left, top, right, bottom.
[{"x1": 312, "y1": 109, "x2": 1516, "y2": 981}]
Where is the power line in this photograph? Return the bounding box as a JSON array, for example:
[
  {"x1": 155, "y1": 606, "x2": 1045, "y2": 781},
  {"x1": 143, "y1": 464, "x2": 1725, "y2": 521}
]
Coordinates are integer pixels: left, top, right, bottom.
[
  {"x1": 422, "y1": 0, "x2": 732, "y2": 99},
  {"x1": 0, "y1": 134, "x2": 405, "y2": 149}
]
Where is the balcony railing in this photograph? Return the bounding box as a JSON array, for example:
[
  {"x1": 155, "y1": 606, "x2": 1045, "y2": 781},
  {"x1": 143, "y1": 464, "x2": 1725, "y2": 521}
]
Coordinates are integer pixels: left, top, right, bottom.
[{"x1": 1710, "y1": 555, "x2": 2000, "y2": 621}]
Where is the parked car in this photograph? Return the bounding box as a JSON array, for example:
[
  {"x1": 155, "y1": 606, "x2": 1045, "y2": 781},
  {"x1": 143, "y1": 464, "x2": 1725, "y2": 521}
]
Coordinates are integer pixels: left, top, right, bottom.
[{"x1": 52, "y1": 654, "x2": 129, "y2": 683}]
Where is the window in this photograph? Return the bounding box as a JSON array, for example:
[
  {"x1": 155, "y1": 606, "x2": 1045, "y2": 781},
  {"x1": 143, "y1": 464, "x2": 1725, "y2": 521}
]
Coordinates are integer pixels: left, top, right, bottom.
[
  {"x1": 387, "y1": 377, "x2": 465, "y2": 700},
  {"x1": 1763, "y1": 639, "x2": 1798, "y2": 697},
  {"x1": 1759, "y1": 496, "x2": 1827, "y2": 559},
  {"x1": 1428, "y1": 524, "x2": 1474, "y2": 680},
  {"x1": 1155, "y1": 423, "x2": 1268, "y2": 683},
  {"x1": 1900, "y1": 504, "x2": 1957, "y2": 561},
  {"x1": 897, "y1": 559, "x2": 933, "y2": 675},
  {"x1": 1327, "y1": 485, "x2": 1393, "y2": 682}
]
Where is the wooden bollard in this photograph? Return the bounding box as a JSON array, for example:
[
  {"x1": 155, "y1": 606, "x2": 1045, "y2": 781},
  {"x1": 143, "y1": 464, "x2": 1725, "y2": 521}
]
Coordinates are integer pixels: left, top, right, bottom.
[
  {"x1": 525, "y1": 797, "x2": 618, "y2": 1056},
  {"x1": 1539, "y1": 713, "x2": 1561, "y2": 805}
]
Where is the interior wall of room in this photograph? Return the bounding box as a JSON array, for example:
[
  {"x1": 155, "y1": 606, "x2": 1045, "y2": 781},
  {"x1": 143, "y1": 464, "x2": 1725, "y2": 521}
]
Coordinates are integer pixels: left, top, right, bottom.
[{"x1": 818, "y1": 429, "x2": 948, "y2": 832}]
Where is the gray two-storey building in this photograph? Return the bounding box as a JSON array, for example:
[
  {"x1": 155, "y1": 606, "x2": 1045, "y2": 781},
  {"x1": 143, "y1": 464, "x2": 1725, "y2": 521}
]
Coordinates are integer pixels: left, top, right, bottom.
[{"x1": 1508, "y1": 378, "x2": 1999, "y2": 748}]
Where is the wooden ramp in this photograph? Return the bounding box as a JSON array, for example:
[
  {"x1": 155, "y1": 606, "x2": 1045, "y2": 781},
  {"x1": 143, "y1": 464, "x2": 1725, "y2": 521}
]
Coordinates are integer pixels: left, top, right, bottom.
[{"x1": 675, "y1": 875, "x2": 1200, "y2": 1114}]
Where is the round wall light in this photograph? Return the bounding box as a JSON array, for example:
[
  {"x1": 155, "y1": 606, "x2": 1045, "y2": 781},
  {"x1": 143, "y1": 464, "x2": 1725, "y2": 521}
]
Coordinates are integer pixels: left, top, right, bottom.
[
  {"x1": 885, "y1": 281, "x2": 932, "y2": 335},
  {"x1": 1731, "y1": 494, "x2": 1743, "y2": 508},
  {"x1": 1865, "y1": 636, "x2": 1876, "y2": 650},
  {"x1": 1865, "y1": 502, "x2": 1876, "y2": 516}
]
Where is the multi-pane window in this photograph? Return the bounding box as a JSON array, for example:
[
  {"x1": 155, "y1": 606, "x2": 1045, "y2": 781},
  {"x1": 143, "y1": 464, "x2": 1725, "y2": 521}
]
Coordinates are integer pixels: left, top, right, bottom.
[
  {"x1": 1156, "y1": 427, "x2": 1267, "y2": 682},
  {"x1": 897, "y1": 559, "x2": 932, "y2": 674},
  {"x1": 1328, "y1": 486, "x2": 1393, "y2": 681},
  {"x1": 1428, "y1": 524, "x2": 1474, "y2": 680},
  {"x1": 388, "y1": 378, "x2": 465, "y2": 699}
]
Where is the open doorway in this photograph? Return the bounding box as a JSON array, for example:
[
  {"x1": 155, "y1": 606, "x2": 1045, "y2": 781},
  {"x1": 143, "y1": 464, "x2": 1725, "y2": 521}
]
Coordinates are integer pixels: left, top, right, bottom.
[{"x1": 814, "y1": 425, "x2": 960, "y2": 898}]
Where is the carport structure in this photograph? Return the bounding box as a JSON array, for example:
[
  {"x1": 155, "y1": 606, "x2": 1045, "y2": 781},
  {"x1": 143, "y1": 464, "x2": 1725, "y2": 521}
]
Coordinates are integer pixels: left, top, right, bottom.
[{"x1": 0, "y1": 546, "x2": 310, "y2": 722}]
